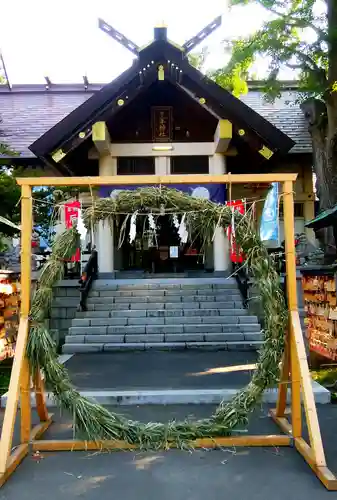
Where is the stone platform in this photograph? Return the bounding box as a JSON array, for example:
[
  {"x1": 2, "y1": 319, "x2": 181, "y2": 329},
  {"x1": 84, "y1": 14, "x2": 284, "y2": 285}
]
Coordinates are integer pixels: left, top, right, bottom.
[{"x1": 2, "y1": 351, "x2": 330, "y2": 406}]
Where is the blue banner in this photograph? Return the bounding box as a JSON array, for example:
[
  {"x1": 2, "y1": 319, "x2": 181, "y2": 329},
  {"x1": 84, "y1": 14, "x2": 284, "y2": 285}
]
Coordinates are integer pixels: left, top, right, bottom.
[
  {"x1": 260, "y1": 182, "x2": 279, "y2": 243},
  {"x1": 99, "y1": 184, "x2": 226, "y2": 204}
]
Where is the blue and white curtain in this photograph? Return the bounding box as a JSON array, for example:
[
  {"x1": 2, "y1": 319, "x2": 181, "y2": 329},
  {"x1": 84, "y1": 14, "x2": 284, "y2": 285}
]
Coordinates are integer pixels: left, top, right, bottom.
[{"x1": 99, "y1": 184, "x2": 226, "y2": 204}]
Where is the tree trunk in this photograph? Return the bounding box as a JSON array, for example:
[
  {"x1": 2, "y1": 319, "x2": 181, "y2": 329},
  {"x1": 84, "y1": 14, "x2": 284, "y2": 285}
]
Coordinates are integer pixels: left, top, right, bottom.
[{"x1": 301, "y1": 98, "x2": 337, "y2": 260}]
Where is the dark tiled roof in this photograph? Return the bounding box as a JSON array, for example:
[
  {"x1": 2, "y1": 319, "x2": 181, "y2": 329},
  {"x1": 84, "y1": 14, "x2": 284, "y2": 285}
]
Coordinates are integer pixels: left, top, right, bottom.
[
  {"x1": 0, "y1": 92, "x2": 91, "y2": 157},
  {"x1": 240, "y1": 91, "x2": 311, "y2": 154},
  {"x1": 0, "y1": 85, "x2": 311, "y2": 158}
]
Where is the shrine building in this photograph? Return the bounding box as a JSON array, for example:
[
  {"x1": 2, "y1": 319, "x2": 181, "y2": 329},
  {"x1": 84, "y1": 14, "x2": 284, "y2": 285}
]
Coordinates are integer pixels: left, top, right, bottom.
[{"x1": 0, "y1": 20, "x2": 315, "y2": 277}]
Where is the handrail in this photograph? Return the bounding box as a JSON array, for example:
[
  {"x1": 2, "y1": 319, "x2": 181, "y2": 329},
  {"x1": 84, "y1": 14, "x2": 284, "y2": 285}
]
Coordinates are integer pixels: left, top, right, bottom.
[
  {"x1": 232, "y1": 263, "x2": 249, "y2": 308},
  {"x1": 78, "y1": 250, "x2": 98, "y2": 311}
]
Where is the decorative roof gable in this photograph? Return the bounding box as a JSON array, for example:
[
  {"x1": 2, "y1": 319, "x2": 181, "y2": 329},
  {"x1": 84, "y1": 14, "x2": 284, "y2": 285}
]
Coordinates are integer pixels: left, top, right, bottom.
[{"x1": 28, "y1": 27, "x2": 294, "y2": 168}]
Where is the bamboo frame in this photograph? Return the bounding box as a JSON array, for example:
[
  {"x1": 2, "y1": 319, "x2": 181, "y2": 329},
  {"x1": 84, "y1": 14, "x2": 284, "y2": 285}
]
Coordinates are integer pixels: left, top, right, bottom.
[{"x1": 0, "y1": 173, "x2": 335, "y2": 490}]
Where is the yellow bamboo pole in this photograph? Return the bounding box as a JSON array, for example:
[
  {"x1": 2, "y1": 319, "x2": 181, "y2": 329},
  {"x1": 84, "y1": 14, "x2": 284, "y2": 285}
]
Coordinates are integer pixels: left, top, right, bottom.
[
  {"x1": 19, "y1": 185, "x2": 33, "y2": 442},
  {"x1": 0, "y1": 318, "x2": 29, "y2": 474},
  {"x1": 31, "y1": 435, "x2": 291, "y2": 452},
  {"x1": 291, "y1": 311, "x2": 326, "y2": 466},
  {"x1": 33, "y1": 371, "x2": 49, "y2": 422},
  {"x1": 282, "y1": 180, "x2": 301, "y2": 438},
  {"x1": 275, "y1": 340, "x2": 290, "y2": 417},
  {"x1": 0, "y1": 184, "x2": 33, "y2": 472},
  {"x1": 15, "y1": 173, "x2": 298, "y2": 187}
]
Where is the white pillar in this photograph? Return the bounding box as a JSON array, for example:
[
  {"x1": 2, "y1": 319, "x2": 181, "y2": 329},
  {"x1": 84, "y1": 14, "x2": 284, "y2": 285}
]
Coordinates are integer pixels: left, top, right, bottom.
[
  {"x1": 155, "y1": 156, "x2": 169, "y2": 175},
  {"x1": 98, "y1": 154, "x2": 117, "y2": 275},
  {"x1": 209, "y1": 154, "x2": 230, "y2": 273}
]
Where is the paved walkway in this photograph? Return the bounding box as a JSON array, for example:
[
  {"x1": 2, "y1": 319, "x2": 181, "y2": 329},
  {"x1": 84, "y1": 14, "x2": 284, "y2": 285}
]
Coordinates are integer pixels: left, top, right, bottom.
[
  {"x1": 1, "y1": 405, "x2": 337, "y2": 499},
  {"x1": 65, "y1": 351, "x2": 258, "y2": 390}
]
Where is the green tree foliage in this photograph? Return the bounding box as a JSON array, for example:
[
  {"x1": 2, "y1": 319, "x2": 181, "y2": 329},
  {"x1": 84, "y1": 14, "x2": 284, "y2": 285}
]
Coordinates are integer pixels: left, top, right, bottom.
[
  {"x1": 214, "y1": 0, "x2": 337, "y2": 256},
  {"x1": 0, "y1": 170, "x2": 21, "y2": 236},
  {"x1": 0, "y1": 166, "x2": 88, "y2": 245},
  {"x1": 0, "y1": 169, "x2": 54, "y2": 242},
  {"x1": 188, "y1": 47, "x2": 209, "y2": 71},
  {"x1": 218, "y1": 0, "x2": 328, "y2": 99}
]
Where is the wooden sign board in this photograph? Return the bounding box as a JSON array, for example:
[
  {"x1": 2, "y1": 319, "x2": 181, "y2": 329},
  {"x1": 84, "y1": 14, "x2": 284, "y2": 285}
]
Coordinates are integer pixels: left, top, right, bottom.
[
  {"x1": 302, "y1": 274, "x2": 337, "y2": 360},
  {"x1": 151, "y1": 106, "x2": 172, "y2": 142}
]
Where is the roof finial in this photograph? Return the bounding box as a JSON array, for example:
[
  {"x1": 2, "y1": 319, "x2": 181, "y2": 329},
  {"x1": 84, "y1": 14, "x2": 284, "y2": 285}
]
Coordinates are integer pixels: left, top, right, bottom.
[
  {"x1": 155, "y1": 20, "x2": 167, "y2": 28},
  {"x1": 154, "y1": 21, "x2": 167, "y2": 41}
]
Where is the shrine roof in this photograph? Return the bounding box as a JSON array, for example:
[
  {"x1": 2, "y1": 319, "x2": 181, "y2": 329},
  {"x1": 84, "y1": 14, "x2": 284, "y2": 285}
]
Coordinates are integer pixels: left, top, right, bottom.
[
  {"x1": 0, "y1": 21, "x2": 310, "y2": 168},
  {"x1": 28, "y1": 38, "x2": 294, "y2": 164},
  {"x1": 0, "y1": 83, "x2": 310, "y2": 163}
]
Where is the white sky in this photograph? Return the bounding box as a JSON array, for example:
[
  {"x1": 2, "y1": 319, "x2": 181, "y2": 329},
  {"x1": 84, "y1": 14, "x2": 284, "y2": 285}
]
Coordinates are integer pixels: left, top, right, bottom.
[{"x1": 0, "y1": 0, "x2": 295, "y2": 84}]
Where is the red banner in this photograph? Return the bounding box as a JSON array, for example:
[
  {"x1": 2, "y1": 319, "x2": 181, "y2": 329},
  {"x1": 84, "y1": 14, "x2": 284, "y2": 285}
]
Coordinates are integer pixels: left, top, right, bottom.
[
  {"x1": 64, "y1": 201, "x2": 80, "y2": 262},
  {"x1": 226, "y1": 200, "x2": 245, "y2": 264}
]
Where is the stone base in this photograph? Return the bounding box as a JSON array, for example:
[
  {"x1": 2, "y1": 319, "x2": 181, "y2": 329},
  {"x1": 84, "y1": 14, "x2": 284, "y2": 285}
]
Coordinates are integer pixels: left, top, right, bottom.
[{"x1": 3, "y1": 381, "x2": 330, "y2": 407}]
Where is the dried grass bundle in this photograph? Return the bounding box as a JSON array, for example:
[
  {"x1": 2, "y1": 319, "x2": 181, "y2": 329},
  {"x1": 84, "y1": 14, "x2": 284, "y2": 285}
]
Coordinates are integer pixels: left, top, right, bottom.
[{"x1": 27, "y1": 187, "x2": 287, "y2": 447}]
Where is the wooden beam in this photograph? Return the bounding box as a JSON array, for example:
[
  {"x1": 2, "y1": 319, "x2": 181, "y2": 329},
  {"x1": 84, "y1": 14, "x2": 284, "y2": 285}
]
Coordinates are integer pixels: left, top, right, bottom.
[
  {"x1": 30, "y1": 415, "x2": 53, "y2": 441},
  {"x1": 270, "y1": 410, "x2": 293, "y2": 436},
  {"x1": 0, "y1": 444, "x2": 29, "y2": 488},
  {"x1": 92, "y1": 121, "x2": 111, "y2": 155},
  {"x1": 98, "y1": 18, "x2": 140, "y2": 56},
  {"x1": 183, "y1": 15, "x2": 222, "y2": 53},
  {"x1": 32, "y1": 435, "x2": 291, "y2": 452},
  {"x1": 33, "y1": 371, "x2": 49, "y2": 422},
  {"x1": 214, "y1": 120, "x2": 232, "y2": 153},
  {"x1": 0, "y1": 318, "x2": 29, "y2": 473},
  {"x1": 295, "y1": 438, "x2": 337, "y2": 490},
  {"x1": 20, "y1": 358, "x2": 31, "y2": 443},
  {"x1": 282, "y1": 181, "x2": 298, "y2": 311},
  {"x1": 16, "y1": 173, "x2": 298, "y2": 187},
  {"x1": 0, "y1": 184, "x2": 32, "y2": 473},
  {"x1": 20, "y1": 184, "x2": 33, "y2": 444},
  {"x1": 282, "y1": 180, "x2": 302, "y2": 438},
  {"x1": 275, "y1": 340, "x2": 290, "y2": 417},
  {"x1": 291, "y1": 311, "x2": 326, "y2": 466}
]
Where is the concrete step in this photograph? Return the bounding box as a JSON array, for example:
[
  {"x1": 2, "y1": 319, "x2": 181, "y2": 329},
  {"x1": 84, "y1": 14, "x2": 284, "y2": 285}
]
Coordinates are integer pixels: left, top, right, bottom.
[
  {"x1": 62, "y1": 279, "x2": 262, "y2": 354},
  {"x1": 65, "y1": 332, "x2": 263, "y2": 344},
  {"x1": 76, "y1": 308, "x2": 250, "y2": 318},
  {"x1": 84, "y1": 301, "x2": 246, "y2": 311},
  {"x1": 92, "y1": 280, "x2": 238, "y2": 291},
  {"x1": 62, "y1": 340, "x2": 264, "y2": 354},
  {"x1": 69, "y1": 323, "x2": 261, "y2": 335},
  {"x1": 76, "y1": 308, "x2": 252, "y2": 322},
  {"x1": 71, "y1": 316, "x2": 259, "y2": 327},
  {"x1": 91, "y1": 290, "x2": 243, "y2": 298},
  {"x1": 91, "y1": 288, "x2": 242, "y2": 297},
  {"x1": 71, "y1": 315, "x2": 252, "y2": 327},
  {"x1": 87, "y1": 295, "x2": 243, "y2": 304},
  {"x1": 82, "y1": 301, "x2": 245, "y2": 311}
]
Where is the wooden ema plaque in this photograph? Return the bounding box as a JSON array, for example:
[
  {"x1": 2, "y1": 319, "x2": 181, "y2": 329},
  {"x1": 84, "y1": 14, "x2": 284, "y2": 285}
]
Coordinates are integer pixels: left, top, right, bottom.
[
  {"x1": 0, "y1": 278, "x2": 20, "y2": 361},
  {"x1": 302, "y1": 274, "x2": 337, "y2": 360}
]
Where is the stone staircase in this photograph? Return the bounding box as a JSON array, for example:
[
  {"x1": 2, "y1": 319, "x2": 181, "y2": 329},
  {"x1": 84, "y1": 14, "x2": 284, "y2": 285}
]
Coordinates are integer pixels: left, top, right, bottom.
[{"x1": 62, "y1": 279, "x2": 263, "y2": 353}]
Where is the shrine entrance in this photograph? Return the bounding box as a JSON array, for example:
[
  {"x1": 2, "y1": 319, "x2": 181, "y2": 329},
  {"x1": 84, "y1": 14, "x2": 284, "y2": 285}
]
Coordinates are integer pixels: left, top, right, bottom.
[{"x1": 119, "y1": 214, "x2": 205, "y2": 273}]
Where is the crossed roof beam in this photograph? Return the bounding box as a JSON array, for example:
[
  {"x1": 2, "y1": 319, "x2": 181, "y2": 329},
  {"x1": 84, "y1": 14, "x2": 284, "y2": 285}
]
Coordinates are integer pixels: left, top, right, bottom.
[{"x1": 98, "y1": 15, "x2": 222, "y2": 57}]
